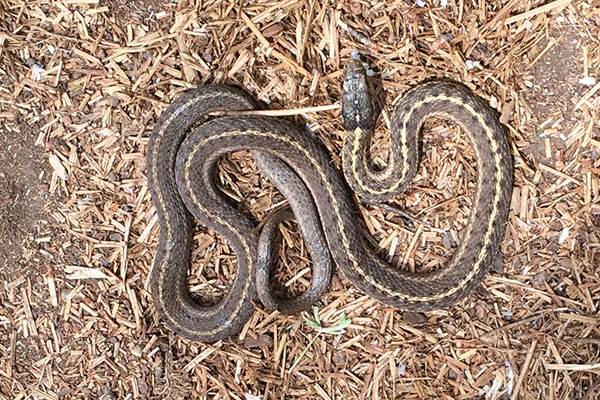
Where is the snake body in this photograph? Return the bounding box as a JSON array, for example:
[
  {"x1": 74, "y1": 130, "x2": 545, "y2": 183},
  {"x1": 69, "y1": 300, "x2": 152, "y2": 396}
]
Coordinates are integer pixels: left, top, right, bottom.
[{"x1": 147, "y1": 61, "x2": 513, "y2": 341}]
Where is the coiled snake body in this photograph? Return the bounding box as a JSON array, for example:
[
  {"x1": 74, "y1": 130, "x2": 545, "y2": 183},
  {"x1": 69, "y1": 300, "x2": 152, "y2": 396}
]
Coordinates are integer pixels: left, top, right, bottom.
[{"x1": 147, "y1": 60, "x2": 513, "y2": 341}]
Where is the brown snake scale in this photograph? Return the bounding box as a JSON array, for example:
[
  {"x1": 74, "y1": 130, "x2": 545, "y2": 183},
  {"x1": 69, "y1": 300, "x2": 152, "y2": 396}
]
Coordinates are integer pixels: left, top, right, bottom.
[{"x1": 147, "y1": 60, "x2": 513, "y2": 341}]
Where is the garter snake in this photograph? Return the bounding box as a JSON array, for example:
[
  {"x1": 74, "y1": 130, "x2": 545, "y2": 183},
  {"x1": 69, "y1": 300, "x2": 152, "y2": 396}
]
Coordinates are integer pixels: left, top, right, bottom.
[{"x1": 147, "y1": 59, "x2": 513, "y2": 341}]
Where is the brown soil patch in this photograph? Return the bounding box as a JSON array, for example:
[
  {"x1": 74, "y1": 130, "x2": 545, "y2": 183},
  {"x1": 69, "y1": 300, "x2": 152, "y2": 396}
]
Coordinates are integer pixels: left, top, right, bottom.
[
  {"x1": 105, "y1": 0, "x2": 174, "y2": 24},
  {"x1": 0, "y1": 118, "x2": 50, "y2": 275},
  {"x1": 522, "y1": 26, "x2": 590, "y2": 162}
]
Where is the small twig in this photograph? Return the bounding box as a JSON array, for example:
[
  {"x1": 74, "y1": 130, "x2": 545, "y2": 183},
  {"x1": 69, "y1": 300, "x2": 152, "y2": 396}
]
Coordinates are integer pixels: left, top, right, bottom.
[
  {"x1": 545, "y1": 363, "x2": 600, "y2": 371},
  {"x1": 209, "y1": 103, "x2": 339, "y2": 117}
]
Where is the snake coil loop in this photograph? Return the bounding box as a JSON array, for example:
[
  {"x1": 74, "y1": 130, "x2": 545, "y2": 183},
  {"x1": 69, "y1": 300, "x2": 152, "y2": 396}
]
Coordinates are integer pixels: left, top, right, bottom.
[{"x1": 147, "y1": 61, "x2": 513, "y2": 341}]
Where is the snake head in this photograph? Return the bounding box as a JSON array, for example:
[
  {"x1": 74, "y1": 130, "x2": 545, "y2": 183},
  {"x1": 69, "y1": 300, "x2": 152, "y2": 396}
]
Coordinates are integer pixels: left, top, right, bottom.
[{"x1": 342, "y1": 59, "x2": 375, "y2": 132}]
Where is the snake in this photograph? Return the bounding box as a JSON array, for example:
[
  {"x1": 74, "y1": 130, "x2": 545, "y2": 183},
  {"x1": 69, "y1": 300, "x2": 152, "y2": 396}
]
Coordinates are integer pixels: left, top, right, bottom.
[{"x1": 146, "y1": 59, "x2": 513, "y2": 342}]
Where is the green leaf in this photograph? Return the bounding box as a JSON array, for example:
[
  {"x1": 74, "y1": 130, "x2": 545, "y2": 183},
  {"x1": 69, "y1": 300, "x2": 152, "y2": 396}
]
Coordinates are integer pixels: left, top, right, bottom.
[
  {"x1": 289, "y1": 309, "x2": 352, "y2": 373},
  {"x1": 321, "y1": 312, "x2": 351, "y2": 335},
  {"x1": 312, "y1": 306, "x2": 321, "y2": 325}
]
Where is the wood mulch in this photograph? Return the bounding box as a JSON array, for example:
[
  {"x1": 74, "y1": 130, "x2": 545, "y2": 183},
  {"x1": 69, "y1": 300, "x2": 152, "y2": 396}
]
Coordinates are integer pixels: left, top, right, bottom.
[{"x1": 0, "y1": 0, "x2": 598, "y2": 399}]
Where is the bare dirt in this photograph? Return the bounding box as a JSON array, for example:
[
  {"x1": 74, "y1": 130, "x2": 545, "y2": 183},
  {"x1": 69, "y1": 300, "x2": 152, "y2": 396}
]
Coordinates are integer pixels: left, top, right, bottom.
[
  {"x1": 105, "y1": 0, "x2": 174, "y2": 24},
  {"x1": 0, "y1": 118, "x2": 50, "y2": 277},
  {"x1": 522, "y1": 26, "x2": 589, "y2": 162}
]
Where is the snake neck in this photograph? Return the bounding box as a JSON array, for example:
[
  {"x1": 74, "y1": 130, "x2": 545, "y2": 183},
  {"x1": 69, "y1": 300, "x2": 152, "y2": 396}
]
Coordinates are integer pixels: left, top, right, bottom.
[{"x1": 341, "y1": 121, "x2": 417, "y2": 204}]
